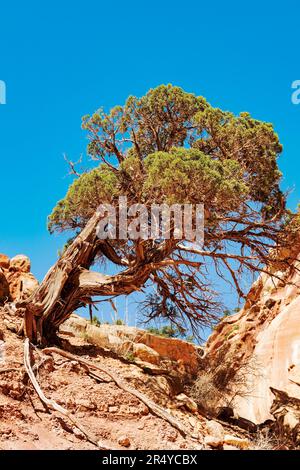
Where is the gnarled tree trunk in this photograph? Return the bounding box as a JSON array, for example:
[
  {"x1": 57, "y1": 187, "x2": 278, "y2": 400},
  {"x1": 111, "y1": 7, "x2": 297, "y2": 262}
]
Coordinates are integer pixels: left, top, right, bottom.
[{"x1": 16, "y1": 210, "x2": 172, "y2": 344}]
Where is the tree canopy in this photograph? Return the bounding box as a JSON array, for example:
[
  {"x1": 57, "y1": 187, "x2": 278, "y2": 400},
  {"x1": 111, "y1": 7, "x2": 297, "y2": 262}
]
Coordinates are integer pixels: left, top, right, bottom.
[{"x1": 44, "y1": 84, "x2": 291, "y2": 337}]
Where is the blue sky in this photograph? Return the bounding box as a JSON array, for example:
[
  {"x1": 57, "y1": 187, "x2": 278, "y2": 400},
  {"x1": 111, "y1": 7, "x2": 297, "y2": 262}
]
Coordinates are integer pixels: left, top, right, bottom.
[{"x1": 0, "y1": 1, "x2": 300, "y2": 330}]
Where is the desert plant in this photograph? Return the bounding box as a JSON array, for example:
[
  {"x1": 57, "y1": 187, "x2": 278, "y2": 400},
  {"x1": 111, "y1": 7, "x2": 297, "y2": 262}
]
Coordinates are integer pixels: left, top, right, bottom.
[
  {"x1": 190, "y1": 347, "x2": 262, "y2": 416},
  {"x1": 91, "y1": 315, "x2": 101, "y2": 327},
  {"x1": 250, "y1": 429, "x2": 292, "y2": 450}
]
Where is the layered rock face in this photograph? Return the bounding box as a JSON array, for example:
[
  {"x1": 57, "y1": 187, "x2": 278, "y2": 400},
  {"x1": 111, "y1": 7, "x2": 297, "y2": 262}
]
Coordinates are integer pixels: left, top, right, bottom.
[
  {"x1": 0, "y1": 254, "x2": 39, "y2": 304},
  {"x1": 205, "y1": 240, "x2": 300, "y2": 425}
]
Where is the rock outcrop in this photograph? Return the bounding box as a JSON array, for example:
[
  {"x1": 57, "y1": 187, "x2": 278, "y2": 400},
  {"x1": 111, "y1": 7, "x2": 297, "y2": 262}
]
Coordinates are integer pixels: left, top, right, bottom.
[
  {"x1": 205, "y1": 238, "x2": 300, "y2": 426},
  {"x1": 0, "y1": 253, "x2": 39, "y2": 304},
  {"x1": 61, "y1": 315, "x2": 203, "y2": 378},
  {"x1": 0, "y1": 270, "x2": 10, "y2": 304},
  {"x1": 0, "y1": 305, "x2": 253, "y2": 450}
]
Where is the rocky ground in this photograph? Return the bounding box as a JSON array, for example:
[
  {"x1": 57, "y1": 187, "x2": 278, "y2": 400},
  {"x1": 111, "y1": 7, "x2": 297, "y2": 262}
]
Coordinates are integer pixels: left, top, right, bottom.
[
  {"x1": 2, "y1": 250, "x2": 300, "y2": 450},
  {"x1": 0, "y1": 308, "x2": 255, "y2": 450}
]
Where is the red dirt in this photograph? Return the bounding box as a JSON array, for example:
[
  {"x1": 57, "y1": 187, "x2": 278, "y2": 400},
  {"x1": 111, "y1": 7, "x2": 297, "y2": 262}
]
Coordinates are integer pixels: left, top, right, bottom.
[{"x1": 0, "y1": 321, "x2": 206, "y2": 450}]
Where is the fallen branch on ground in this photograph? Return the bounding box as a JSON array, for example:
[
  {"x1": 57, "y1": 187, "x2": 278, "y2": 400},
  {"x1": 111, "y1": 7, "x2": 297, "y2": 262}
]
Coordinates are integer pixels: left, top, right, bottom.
[
  {"x1": 43, "y1": 346, "x2": 191, "y2": 437},
  {"x1": 0, "y1": 367, "x2": 22, "y2": 374},
  {"x1": 23, "y1": 339, "x2": 110, "y2": 449}
]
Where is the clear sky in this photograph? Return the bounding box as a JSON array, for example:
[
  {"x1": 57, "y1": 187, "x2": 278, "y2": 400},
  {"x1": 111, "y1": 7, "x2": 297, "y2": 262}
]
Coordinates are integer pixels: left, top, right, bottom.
[{"x1": 1, "y1": 1, "x2": 300, "y2": 330}]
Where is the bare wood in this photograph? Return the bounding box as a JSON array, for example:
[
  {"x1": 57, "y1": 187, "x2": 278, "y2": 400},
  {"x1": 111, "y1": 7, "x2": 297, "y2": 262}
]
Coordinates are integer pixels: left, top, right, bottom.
[
  {"x1": 23, "y1": 339, "x2": 110, "y2": 449},
  {"x1": 43, "y1": 346, "x2": 191, "y2": 437},
  {"x1": 0, "y1": 367, "x2": 22, "y2": 374},
  {"x1": 16, "y1": 209, "x2": 164, "y2": 342}
]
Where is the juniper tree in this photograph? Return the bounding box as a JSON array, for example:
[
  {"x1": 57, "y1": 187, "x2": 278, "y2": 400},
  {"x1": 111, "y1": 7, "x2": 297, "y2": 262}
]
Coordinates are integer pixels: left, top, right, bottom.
[{"x1": 17, "y1": 84, "x2": 292, "y2": 343}]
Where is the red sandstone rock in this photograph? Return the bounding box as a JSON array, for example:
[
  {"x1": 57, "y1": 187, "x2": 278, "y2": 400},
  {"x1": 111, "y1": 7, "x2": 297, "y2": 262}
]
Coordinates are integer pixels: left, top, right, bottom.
[
  {"x1": 0, "y1": 253, "x2": 38, "y2": 303},
  {"x1": 0, "y1": 254, "x2": 10, "y2": 269}
]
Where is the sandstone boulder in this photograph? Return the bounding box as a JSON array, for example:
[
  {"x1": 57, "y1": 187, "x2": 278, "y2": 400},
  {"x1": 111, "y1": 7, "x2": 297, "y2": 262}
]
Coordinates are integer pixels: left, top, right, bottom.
[
  {"x1": 0, "y1": 253, "x2": 38, "y2": 303},
  {"x1": 10, "y1": 255, "x2": 31, "y2": 273},
  {"x1": 270, "y1": 387, "x2": 300, "y2": 444},
  {"x1": 132, "y1": 343, "x2": 160, "y2": 365},
  {"x1": 18, "y1": 273, "x2": 39, "y2": 299},
  {"x1": 175, "y1": 393, "x2": 198, "y2": 412},
  {"x1": 11, "y1": 272, "x2": 39, "y2": 301},
  {"x1": 118, "y1": 436, "x2": 131, "y2": 447},
  {"x1": 6, "y1": 271, "x2": 38, "y2": 301},
  {"x1": 0, "y1": 254, "x2": 10, "y2": 269},
  {"x1": 204, "y1": 435, "x2": 223, "y2": 449}
]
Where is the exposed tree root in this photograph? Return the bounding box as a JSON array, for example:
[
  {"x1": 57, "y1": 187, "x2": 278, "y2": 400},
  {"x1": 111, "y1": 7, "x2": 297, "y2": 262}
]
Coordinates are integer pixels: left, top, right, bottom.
[
  {"x1": 23, "y1": 339, "x2": 111, "y2": 450},
  {"x1": 43, "y1": 346, "x2": 191, "y2": 437}
]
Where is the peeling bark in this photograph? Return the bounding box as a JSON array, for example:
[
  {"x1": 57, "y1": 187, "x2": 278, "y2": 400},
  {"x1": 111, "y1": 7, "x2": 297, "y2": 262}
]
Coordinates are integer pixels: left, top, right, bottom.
[{"x1": 16, "y1": 211, "x2": 171, "y2": 344}]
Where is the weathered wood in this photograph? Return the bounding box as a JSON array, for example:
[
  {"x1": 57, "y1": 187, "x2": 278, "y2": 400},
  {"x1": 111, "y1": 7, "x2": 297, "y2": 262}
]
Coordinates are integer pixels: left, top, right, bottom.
[
  {"x1": 16, "y1": 209, "x2": 173, "y2": 343},
  {"x1": 17, "y1": 211, "x2": 175, "y2": 343},
  {"x1": 43, "y1": 346, "x2": 191, "y2": 437}
]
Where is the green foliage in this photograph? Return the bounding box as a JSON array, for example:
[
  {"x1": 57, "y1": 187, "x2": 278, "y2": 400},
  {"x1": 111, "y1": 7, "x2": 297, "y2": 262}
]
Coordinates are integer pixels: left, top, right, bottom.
[
  {"x1": 225, "y1": 324, "x2": 240, "y2": 340},
  {"x1": 147, "y1": 325, "x2": 195, "y2": 343},
  {"x1": 47, "y1": 84, "x2": 292, "y2": 334},
  {"x1": 147, "y1": 324, "x2": 187, "y2": 339},
  {"x1": 125, "y1": 352, "x2": 136, "y2": 362},
  {"x1": 115, "y1": 318, "x2": 124, "y2": 325},
  {"x1": 48, "y1": 165, "x2": 118, "y2": 233},
  {"x1": 185, "y1": 335, "x2": 195, "y2": 343},
  {"x1": 193, "y1": 108, "x2": 283, "y2": 216},
  {"x1": 144, "y1": 148, "x2": 247, "y2": 207},
  {"x1": 222, "y1": 307, "x2": 240, "y2": 318},
  {"x1": 50, "y1": 84, "x2": 285, "y2": 233},
  {"x1": 222, "y1": 309, "x2": 231, "y2": 318}
]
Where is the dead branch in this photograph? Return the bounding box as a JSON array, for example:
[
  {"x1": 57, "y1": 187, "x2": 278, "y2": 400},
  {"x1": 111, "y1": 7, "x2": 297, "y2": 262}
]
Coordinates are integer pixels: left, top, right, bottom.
[
  {"x1": 63, "y1": 153, "x2": 83, "y2": 178},
  {"x1": 0, "y1": 367, "x2": 22, "y2": 374},
  {"x1": 23, "y1": 339, "x2": 110, "y2": 449},
  {"x1": 43, "y1": 346, "x2": 191, "y2": 437}
]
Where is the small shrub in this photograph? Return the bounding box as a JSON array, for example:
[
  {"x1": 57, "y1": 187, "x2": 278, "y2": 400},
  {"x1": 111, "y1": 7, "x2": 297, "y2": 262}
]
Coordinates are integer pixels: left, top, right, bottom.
[
  {"x1": 91, "y1": 315, "x2": 101, "y2": 327},
  {"x1": 222, "y1": 309, "x2": 231, "y2": 318},
  {"x1": 125, "y1": 352, "x2": 135, "y2": 362},
  {"x1": 190, "y1": 347, "x2": 261, "y2": 417},
  {"x1": 185, "y1": 335, "x2": 195, "y2": 343},
  {"x1": 222, "y1": 307, "x2": 240, "y2": 320},
  {"x1": 82, "y1": 331, "x2": 89, "y2": 341},
  {"x1": 250, "y1": 429, "x2": 292, "y2": 450},
  {"x1": 147, "y1": 324, "x2": 187, "y2": 339}
]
